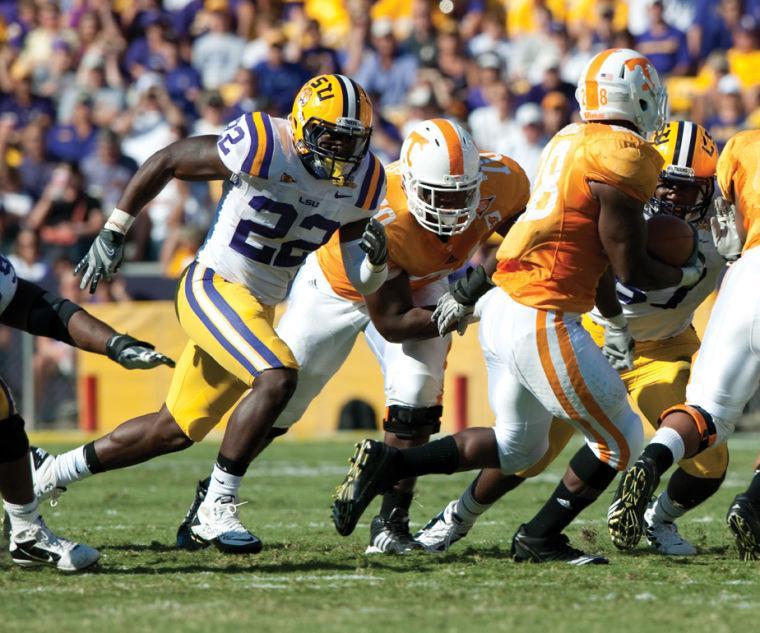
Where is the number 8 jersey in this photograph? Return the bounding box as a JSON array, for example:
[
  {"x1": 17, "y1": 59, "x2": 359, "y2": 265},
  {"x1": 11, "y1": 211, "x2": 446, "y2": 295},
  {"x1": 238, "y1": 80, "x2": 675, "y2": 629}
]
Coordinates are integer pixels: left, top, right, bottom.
[{"x1": 197, "y1": 112, "x2": 386, "y2": 305}]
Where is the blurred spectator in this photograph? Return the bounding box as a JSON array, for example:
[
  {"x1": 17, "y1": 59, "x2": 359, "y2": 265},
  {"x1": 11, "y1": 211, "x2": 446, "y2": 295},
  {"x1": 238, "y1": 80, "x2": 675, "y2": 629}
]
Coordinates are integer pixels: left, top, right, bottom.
[
  {"x1": 7, "y1": 228, "x2": 49, "y2": 284},
  {"x1": 636, "y1": 0, "x2": 690, "y2": 76},
  {"x1": 0, "y1": 76, "x2": 55, "y2": 130},
  {"x1": 434, "y1": 28, "x2": 469, "y2": 97},
  {"x1": 466, "y1": 52, "x2": 503, "y2": 111},
  {"x1": 252, "y1": 31, "x2": 309, "y2": 115},
  {"x1": 726, "y1": 16, "x2": 760, "y2": 90},
  {"x1": 26, "y1": 163, "x2": 103, "y2": 261},
  {"x1": 496, "y1": 103, "x2": 547, "y2": 186},
  {"x1": 124, "y1": 11, "x2": 171, "y2": 78},
  {"x1": 705, "y1": 75, "x2": 747, "y2": 151},
  {"x1": 191, "y1": 2, "x2": 245, "y2": 89},
  {"x1": 468, "y1": 82, "x2": 516, "y2": 152},
  {"x1": 510, "y1": 8, "x2": 561, "y2": 84},
  {"x1": 298, "y1": 19, "x2": 342, "y2": 77},
  {"x1": 520, "y1": 61, "x2": 577, "y2": 109},
  {"x1": 541, "y1": 91, "x2": 573, "y2": 136},
  {"x1": 80, "y1": 129, "x2": 137, "y2": 213},
  {"x1": 45, "y1": 95, "x2": 96, "y2": 162},
  {"x1": 225, "y1": 69, "x2": 264, "y2": 119},
  {"x1": 690, "y1": 0, "x2": 743, "y2": 61},
  {"x1": 192, "y1": 90, "x2": 227, "y2": 136},
  {"x1": 403, "y1": 0, "x2": 439, "y2": 68},
  {"x1": 353, "y1": 19, "x2": 418, "y2": 109},
  {"x1": 468, "y1": 8, "x2": 510, "y2": 62},
  {"x1": 163, "y1": 38, "x2": 202, "y2": 117},
  {"x1": 17, "y1": 123, "x2": 55, "y2": 201}
]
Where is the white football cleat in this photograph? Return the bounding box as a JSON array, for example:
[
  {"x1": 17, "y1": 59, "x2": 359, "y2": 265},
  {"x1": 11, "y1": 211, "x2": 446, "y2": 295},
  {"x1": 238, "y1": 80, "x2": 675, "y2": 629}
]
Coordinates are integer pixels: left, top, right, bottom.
[
  {"x1": 30, "y1": 446, "x2": 66, "y2": 505},
  {"x1": 9, "y1": 517, "x2": 100, "y2": 572},
  {"x1": 190, "y1": 495, "x2": 263, "y2": 554},
  {"x1": 414, "y1": 500, "x2": 472, "y2": 552},
  {"x1": 644, "y1": 500, "x2": 697, "y2": 556}
]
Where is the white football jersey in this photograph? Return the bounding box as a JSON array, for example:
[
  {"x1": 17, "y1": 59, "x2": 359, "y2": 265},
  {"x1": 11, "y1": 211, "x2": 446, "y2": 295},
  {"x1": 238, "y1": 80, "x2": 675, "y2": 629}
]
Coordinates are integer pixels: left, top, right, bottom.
[
  {"x1": 196, "y1": 112, "x2": 386, "y2": 305},
  {"x1": 590, "y1": 229, "x2": 725, "y2": 341},
  {"x1": 0, "y1": 254, "x2": 18, "y2": 317}
]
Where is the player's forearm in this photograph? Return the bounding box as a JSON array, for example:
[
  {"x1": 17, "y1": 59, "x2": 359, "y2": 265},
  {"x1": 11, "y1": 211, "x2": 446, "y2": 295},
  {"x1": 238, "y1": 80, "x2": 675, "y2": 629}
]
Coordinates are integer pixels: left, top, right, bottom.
[
  {"x1": 620, "y1": 255, "x2": 683, "y2": 290},
  {"x1": 594, "y1": 267, "x2": 622, "y2": 318},
  {"x1": 372, "y1": 307, "x2": 439, "y2": 342},
  {"x1": 66, "y1": 310, "x2": 118, "y2": 355}
]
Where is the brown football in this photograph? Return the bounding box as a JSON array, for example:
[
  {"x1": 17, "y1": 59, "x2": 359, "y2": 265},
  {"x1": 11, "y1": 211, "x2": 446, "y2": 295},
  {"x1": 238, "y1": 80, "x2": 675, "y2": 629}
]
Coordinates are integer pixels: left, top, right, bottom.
[{"x1": 646, "y1": 214, "x2": 696, "y2": 267}]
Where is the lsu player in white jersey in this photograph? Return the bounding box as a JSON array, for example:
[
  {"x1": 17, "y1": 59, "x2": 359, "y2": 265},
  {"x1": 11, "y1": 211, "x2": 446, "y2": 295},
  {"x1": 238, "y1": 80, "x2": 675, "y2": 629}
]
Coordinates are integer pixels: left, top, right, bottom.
[
  {"x1": 175, "y1": 119, "x2": 529, "y2": 554},
  {"x1": 0, "y1": 253, "x2": 172, "y2": 570},
  {"x1": 31, "y1": 74, "x2": 389, "y2": 554},
  {"x1": 416, "y1": 121, "x2": 734, "y2": 557},
  {"x1": 608, "y1": 129, "x2": 760, "y2": 559}
]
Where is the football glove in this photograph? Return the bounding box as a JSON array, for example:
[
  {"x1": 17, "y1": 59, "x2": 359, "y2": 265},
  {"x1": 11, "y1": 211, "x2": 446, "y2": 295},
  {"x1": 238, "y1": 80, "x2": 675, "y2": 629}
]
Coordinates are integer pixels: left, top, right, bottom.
[
  {"x1": 74, "y1": 229, "x2": 125, "y2": 294},
  {"x1": 432, "y1": 292, "x2": 473, "y2": 337},
  {"x1": 106, "y1": 334, "x2": 175, "y2": 370},
  {"x1": 601, "y1": 319, "x2": 634, "y2": 371},
  {"x1": 359, "y1": 218, "x2": 387, "y2": 267},
  {"x1": 450, "y1": 265, "x2": 494, "y2": 306},
  {"x1": 710, "y1": 197, "x2": 742, "y2": 261}
]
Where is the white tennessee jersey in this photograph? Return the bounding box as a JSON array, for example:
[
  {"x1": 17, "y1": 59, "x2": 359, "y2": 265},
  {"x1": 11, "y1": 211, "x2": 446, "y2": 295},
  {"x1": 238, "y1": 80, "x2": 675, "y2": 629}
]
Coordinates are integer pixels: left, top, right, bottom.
[
  {"x1": 590, "y1": 229, "x2": 725, "y2": 341},
  {"x1": 196, "y1": 112, "x2": 386, "y2": 305},
  {"x1": 0, "y1": 254, "x2": 18, "y2": 317}
]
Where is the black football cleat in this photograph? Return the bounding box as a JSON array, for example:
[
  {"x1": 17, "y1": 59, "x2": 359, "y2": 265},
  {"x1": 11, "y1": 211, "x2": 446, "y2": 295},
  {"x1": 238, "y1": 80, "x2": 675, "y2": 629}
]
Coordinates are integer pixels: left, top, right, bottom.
[
  {"x1": 176, "y1": 477, "x2": 210, "y2": 550},
  {"x1": 366, "y1": 508, "x2": 423, "y2": 554},
  {"x1": 607, "y1": 456, "x2": 660, "y2": 551},
  {"x1": 332, "y1": 440, "x2": 398, "y2": 537},
  {"x1": 511, "y1": 525, "x2": 608, "y2": 565},
  {"x1": 726, "y1": 493, "x2": 760, "y2": 561}
]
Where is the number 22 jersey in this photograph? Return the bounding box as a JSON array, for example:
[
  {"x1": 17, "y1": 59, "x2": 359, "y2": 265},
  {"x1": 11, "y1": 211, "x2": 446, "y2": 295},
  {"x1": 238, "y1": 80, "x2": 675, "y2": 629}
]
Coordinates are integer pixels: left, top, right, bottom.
[{"x1": 196, "y1": 112, "x2": 386, "y2": 305}]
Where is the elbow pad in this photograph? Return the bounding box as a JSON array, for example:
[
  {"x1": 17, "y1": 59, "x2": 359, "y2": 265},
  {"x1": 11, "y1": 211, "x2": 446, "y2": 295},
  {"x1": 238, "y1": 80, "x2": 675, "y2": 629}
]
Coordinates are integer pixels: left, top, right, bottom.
[{"x1": 340, "y1": 239, "x2": 388, "y2": 295}]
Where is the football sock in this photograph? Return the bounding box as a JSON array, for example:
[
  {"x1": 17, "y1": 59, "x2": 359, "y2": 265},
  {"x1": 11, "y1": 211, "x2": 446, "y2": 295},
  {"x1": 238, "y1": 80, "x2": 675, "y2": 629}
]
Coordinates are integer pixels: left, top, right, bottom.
[
  {"x1": 522, "y1": 480, "x2": 595, "y2": 539},
  {"x1": 453, "y1": 480, "x2": 492, "y2": 526},
  {"x1": 648, "y1": 491, "x2": 685, "y2": 523},
  {"x1": 642, "y1": 427, "x2": 685, "y2": 476},
  {"x1": 205, "y1": 454, "x2": 247, "y2": 502},
  {"x1": 380, "y1": 490, "x2": 413, "y2": 519},
  {"x1": 394, "y1": 436, "x2": 459, "y2": 480},
  {"x1": 4, "y1": 499, "x2": 40, "y2": 535},
  {"x1": 745, "y1": 469, "x2": 760, "y2": 506},
  {"x1": 54, "y1": 446, "x2": 92, "y2": 486},
  {"x1": 664, "y1": 467, "x2": 724, "y2": 514}
]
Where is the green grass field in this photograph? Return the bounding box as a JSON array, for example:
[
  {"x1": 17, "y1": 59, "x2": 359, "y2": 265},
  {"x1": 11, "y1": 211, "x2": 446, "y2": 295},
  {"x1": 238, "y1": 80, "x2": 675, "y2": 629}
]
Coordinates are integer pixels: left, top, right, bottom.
[{"x1": 2, "y1": 435, "x2": 759, "y2": 633}]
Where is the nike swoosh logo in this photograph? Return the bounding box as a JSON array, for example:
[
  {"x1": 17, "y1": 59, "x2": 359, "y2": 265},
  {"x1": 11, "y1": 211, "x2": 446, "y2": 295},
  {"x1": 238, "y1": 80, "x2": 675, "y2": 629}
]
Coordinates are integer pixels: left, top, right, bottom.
[
  {"x1": 220, "y1": 535, "x2": 257, "y2": 543},
  {"x1": 334, "y1": 192, "x2": 352, "y2": 199},
  {"x1": 15, "y1": 541, "x2": 62, "y2": 563}
]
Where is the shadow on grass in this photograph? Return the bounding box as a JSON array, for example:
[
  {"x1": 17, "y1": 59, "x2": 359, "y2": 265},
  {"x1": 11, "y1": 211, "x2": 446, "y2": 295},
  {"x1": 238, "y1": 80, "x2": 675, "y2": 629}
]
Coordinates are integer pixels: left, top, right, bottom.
[{"x1": 88, "y1": 559, "x2": 363, "y2": 575}]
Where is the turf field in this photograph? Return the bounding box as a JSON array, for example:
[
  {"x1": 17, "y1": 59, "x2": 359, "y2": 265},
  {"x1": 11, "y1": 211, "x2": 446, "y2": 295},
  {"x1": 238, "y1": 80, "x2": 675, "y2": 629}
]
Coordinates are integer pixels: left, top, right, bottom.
[{"x1": 2, "y1": 435, "x2": 760, "y2": 633}]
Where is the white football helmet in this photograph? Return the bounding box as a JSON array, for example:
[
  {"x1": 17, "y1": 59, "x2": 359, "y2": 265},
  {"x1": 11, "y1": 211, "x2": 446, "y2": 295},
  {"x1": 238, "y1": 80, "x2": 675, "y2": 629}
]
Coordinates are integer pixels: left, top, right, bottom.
[
  {"x1": 576, "y1": 48, "x2": 668, "y2": 135},
  {"x1": 400, "y1": 119, "x2": 482, "y2": 236}
]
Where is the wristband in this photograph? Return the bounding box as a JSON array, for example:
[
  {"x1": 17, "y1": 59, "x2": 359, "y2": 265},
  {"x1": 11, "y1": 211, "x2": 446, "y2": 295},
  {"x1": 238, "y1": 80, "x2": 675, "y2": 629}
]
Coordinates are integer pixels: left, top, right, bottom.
[
  {"x1": 104, "y1": 208, "x2": 135, "y2": 234},
  {"x1": 606, "y1": 313, "x2": 627, "y2": 329}
]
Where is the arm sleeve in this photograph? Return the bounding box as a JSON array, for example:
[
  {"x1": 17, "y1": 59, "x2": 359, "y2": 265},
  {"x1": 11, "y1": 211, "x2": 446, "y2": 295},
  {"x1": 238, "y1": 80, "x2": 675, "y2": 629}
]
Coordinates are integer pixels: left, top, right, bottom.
[{"x1": 339, "y1": 239, "x2": 388, "y2": 296}]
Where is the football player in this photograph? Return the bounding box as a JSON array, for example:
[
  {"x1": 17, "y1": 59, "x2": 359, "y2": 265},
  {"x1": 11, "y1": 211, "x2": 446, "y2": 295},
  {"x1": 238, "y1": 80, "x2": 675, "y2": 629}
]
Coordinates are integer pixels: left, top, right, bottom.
[
  {"x1": 216, "y1": 118, "x2": 525, "y2": 554},
  {"x1": 0, "y1": 254, "x2": 172, "y2": 571},
  {"x1": 416, "y1": 121, "x2": 732, "y2": 557},
  {"x1": 608, "y1": 129, "x2": 760, "y2": 560},
  {"x1": 331, "y1": 49, "x2": 705, "y2": 564},
  {"x1": 31, "y1": 74, "x2": 389, "y2": 553}
]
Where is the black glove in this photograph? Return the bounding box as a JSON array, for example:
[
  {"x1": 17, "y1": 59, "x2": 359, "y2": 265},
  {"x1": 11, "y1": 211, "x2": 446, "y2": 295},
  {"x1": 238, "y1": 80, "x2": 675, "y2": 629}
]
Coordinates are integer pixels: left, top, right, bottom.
[
  {"x1": 74, "y1": 229, "x2": 126, "y2": 294},
  {"x1": 359, "y1": 218, "x2": 387, "y2": 266},
  {"x1": 106, "y1": 334, "x2": 175, "y2": 370},
  {"x1": 450, "y1": 265, "x2": 494, "y2": 306}
]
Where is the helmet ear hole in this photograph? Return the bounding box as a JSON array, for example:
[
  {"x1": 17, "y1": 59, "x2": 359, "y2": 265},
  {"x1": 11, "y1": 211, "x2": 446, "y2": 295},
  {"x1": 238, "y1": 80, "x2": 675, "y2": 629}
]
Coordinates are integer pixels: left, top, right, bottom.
[{"x1": 639, "y1": 99, "x2": 648, "y2": 111}]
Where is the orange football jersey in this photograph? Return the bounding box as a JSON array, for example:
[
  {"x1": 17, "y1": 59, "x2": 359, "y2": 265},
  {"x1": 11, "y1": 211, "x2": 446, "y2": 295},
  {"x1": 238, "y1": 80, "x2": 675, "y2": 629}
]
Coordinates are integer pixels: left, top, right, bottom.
[
  {"x1": 316, "y1": 152, "x2": 530, "y2": 302},
  {"x1": 492, "y1": 122, "x2": 663, "y2": 313},
  {"x1": 716, "y1": 130, "x2": 760, "y2": 254}
]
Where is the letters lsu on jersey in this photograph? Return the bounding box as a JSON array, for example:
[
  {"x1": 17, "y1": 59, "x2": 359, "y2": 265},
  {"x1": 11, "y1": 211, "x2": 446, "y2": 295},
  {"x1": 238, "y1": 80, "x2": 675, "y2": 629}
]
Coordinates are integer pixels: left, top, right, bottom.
[
  {"x1": 316, "y1": 152, "x2": 530, "y2": 302},
  {"x1": 197, "y1": 111, "x2": 386, "y2": 305}
]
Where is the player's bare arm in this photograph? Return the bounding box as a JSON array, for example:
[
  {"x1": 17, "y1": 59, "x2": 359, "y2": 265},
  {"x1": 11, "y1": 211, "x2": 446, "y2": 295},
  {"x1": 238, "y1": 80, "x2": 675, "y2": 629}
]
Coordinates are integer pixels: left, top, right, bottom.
[
  {"x1": 364, "y1": 271, "x2": 438, "y2": 342},
  {"x1": 594, "y1": 181, "x2": 695, "y2": 290}
]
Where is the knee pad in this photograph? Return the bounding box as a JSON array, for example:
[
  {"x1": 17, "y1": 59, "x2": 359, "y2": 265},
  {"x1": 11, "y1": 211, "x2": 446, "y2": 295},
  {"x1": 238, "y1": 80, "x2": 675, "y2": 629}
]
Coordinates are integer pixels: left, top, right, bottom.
[
  {"x1": 383, "y1": 405, "x2": 442, "y2": 439},
  {"x1": 660, "y1": 404, "x2": 718, "y2": 453},
  {"x1": 0, "y1": 414, "x2": 29, "y2": 463}
]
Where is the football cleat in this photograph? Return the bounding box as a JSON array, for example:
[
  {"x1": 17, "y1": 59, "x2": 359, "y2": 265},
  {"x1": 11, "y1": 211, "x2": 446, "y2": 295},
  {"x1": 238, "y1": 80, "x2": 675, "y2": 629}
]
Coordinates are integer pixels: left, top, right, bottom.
[
  {"x1": 607, "y1": 456, "x2": 660, "y2": 551},
  {"x1": 176, "y1": 477, "x2": 210, "y2": 550},
  {"x1": 30, "y1": 446, "x2": 66, "y2": 505},
  {"x1": 332, "y1": 439, "x2": 398, "y2": 537},
  {"x1": 9, "y1": 517, "x2": 100, "y2": 572},
  {"x1": 726, "y1": 493, "x2": 760, "y2": 561},
  {"x1": 189, "y1": 495, "x2": 262, "y2": 554},
  {"x1": 414, "y1": 500, "x2": 471, "y2": 552},
  {"x1": 365, "y1": 508, "x2": 422, "y2": 555},
  {"x1": 644, "y1": 499, "x2": 696, "y2": 556},
  {"x1": 511, "y1": 524, "x2": 608, "y2": 565}
]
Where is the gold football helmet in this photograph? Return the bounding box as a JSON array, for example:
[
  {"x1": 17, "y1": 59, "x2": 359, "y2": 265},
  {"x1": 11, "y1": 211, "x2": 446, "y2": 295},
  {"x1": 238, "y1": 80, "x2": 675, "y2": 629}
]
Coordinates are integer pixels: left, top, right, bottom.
[
  {"x1": 650, "y1": 121, "x2": 718, "y2": 223},
  {"x1": 290, "y1": 74, "x2": 373, "y2": 182}
]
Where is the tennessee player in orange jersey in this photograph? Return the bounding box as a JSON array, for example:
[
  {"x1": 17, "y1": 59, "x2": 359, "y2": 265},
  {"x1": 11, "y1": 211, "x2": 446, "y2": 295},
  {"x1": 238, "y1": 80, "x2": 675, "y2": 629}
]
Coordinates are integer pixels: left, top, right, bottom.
[
  {"x1": 332, "y1": 49, "x2": 705, "y2": 564},
  {"x1": 609, "y1": 129, "x2": 760, "y2": 560},
  {"x1": 272, "y1": 118, "x2": 529, "y2": 553}
]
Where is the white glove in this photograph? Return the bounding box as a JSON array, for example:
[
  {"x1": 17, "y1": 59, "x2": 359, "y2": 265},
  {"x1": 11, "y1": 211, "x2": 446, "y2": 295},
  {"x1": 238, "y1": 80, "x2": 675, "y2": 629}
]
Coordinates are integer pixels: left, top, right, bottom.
[
  {"x1": 431, "y1": 292, "x2": 473, "y2": 337},
  {"x1": 601, "y1": 315, "x2": 634, "y2": 371},
  {"x1": 710, "y1": 197, "x2": 742, "y2": 261}
]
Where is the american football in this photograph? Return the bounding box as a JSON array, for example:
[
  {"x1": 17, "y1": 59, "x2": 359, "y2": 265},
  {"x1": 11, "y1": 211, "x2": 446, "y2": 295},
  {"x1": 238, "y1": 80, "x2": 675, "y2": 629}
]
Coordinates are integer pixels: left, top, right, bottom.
[{"x1": 1, "y1": 3, "x2": 759, "y2": 633}]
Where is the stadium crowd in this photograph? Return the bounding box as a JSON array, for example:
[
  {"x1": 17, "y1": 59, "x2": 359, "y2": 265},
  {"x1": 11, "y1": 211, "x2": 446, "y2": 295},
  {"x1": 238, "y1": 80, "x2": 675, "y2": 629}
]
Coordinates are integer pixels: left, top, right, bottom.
[{"x1": 0, "y1": 0, "x2": 758, "y2": 291}]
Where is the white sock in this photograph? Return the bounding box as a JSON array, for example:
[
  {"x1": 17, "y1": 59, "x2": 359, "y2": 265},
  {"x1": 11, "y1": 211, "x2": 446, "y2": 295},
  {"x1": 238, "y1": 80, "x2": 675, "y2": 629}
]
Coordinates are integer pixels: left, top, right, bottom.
[
  {"x1": 453, "y1": 484, "x2": 492, "y2": 526},
  {"x1": 4, "y1": 499, "x2": 40, "y2": 535},
  {"x1": 649, "y1": 427, "x2": 686, "y2": 465},
  {"x1": 204, "y1": 465, "x2": 243, "y2": 503},
  {"x1": 54, "y1": 447, "x2": 91, "y2": 486},
  {"x1": 649, "y1": 491, "x2": 686, "y2": 523}
]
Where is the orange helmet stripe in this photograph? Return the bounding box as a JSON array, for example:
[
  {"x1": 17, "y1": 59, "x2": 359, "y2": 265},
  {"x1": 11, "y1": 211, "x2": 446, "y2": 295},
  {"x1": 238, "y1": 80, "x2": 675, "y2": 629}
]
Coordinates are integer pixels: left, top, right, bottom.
[
  {"x1": 432, "y1": 118, "x2": 464, "y2": 175},
  {"x1": 585, "y1": 48, "x2": 618, "y2": 110}
]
